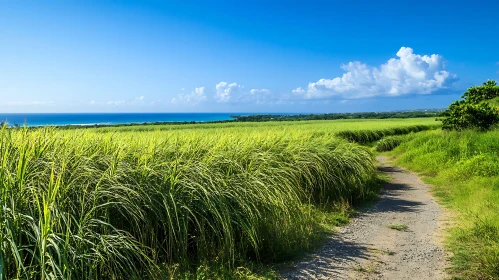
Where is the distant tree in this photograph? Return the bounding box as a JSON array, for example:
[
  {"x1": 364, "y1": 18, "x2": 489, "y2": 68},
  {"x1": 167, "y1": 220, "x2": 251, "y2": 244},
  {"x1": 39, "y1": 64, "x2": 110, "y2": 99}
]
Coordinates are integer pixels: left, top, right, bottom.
[
  {"x1": 462, "y1": 80, "x2": 499, "y2": 103},
  {"x1": 442, "y1": 80, "x2": 499, "y2": 131}
]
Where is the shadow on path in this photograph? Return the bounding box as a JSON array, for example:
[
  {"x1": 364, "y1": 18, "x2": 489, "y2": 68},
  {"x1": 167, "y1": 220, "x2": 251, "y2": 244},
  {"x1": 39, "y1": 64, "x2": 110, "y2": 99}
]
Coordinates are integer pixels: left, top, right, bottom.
[
  {"x1": 368, "y1": 165, "x2": 425, "y2": 214},
  {"x1": 280, "y1": 157, "x2": 445, "y2": 279},
  {"x1": 281, "y1": 237, "x2": 371, "y2": 279}
]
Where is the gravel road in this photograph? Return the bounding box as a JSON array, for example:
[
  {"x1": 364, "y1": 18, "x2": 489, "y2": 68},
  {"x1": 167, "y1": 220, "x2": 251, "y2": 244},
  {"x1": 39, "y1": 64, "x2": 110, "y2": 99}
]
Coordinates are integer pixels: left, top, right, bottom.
[{"x1": 280, "y1": 156, "x2": 449, "y2": 279}]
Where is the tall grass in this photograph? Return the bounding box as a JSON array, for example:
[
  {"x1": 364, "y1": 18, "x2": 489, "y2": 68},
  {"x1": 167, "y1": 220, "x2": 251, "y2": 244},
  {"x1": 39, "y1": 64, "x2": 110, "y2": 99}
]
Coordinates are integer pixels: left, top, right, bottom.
[
  {"x1": 374, "y1": 134, "x2": 419, "y2": 152},
  {"x1": 90, "y1": 118, "x2": 439, "y2": 134},
  {"x1": 390, "y1": 130, "x2": 499, "y2": 279},
  {"x1": 0, "y1": 125, "x2": 380, "y2": 279},
  {"x1": 336, "y1": 124, "x2": 439, "y2": 144}
]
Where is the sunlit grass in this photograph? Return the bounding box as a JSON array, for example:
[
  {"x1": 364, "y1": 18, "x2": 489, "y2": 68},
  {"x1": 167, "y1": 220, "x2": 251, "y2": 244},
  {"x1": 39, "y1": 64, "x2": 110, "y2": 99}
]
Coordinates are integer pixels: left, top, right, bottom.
[
  {"x1": 0, "y1": 119, "x2": 439, "y2": 278},
  {"x1": 89, "y1": 118, "x2": 439, "y2": 134},
  {"x1": 390, "y1": 129, "x2": 499, "y2": 279}
]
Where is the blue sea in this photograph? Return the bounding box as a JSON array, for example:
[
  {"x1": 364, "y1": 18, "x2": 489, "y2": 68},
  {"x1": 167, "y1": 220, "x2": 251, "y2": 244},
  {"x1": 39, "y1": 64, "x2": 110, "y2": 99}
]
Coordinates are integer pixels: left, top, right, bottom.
[{"x1": 0, "y1": 113, "x2": 252, "y2": 127}]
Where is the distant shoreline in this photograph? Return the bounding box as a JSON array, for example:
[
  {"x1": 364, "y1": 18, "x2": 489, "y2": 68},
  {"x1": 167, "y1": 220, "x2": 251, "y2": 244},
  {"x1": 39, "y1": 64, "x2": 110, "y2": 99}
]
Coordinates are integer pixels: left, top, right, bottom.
[
  {"x1": 0, "y1": 110, "x2": 445, "y2": 128},
  {"x1": 0, "y1": 112, "x2": 240, "y2": 127}
]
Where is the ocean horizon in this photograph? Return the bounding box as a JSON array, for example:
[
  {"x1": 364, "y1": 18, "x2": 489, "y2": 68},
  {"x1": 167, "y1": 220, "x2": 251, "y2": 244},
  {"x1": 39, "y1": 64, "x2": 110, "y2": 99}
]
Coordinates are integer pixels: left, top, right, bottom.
[{"x1": 0, "y1": 113, "x2": 269, "y2": 127}]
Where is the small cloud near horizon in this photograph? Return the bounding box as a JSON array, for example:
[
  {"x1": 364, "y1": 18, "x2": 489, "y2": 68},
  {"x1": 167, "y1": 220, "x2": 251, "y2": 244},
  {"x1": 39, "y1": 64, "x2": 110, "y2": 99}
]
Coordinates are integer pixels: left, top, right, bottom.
[
  {"x1": 172, "y1": 87, "x2": 206, "y2": 105},
  {"x1": 215, "y1": 82, "x2": 244, "y2": 102}
]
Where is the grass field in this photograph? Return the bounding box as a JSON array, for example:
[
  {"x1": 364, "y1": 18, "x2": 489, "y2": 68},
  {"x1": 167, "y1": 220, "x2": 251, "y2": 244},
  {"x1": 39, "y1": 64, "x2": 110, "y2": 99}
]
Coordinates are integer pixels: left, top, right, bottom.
[
  {"x1": 389, "y1": 130, "x2": 499, "y2": 279},
  {"x1": 90, "y1": 117, "x2": 438, "y2": 133},
  {"x1": 0, "y1": 118, "x2": 439, "y2": 279}
]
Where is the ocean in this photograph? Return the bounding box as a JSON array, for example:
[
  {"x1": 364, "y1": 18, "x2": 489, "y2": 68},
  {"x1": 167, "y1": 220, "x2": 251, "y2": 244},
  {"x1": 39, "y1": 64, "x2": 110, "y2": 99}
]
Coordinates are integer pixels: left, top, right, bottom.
[{"x1": 0, "y1": 113, "x2": 246, "y2": 127}]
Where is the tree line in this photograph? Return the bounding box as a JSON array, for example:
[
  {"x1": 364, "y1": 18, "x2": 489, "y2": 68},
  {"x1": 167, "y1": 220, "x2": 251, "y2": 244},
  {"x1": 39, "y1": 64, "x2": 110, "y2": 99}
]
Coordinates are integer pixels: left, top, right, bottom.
[{"x1": 232, "y1": 111, "x2": 442, "y2": 122}]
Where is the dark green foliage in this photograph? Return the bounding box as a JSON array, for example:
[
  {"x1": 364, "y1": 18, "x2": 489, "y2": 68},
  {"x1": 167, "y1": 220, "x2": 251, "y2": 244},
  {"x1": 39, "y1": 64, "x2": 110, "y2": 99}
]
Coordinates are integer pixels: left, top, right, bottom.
[
  {"x1": 442, "y1": 80, "x2": 499, "y2": 131},
  {"x1": 335, "y1": 125, "x2": 438, "y2": 144},
  {"x1": 462, "y1": 80, "x2": 499, "y2": 104},
  {"x1": 442, "y1": 101, "x2": 499, "y2": 131},
  {"x1": 233, "y1": 111, "x2": 443, "y2": 122}
]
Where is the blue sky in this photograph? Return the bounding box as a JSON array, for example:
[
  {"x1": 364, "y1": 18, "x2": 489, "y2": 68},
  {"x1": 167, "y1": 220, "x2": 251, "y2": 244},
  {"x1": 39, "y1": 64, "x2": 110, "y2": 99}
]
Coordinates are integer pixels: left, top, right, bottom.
[{"x1": 1, "y1": 0, "x2": 498, "y2": 113}]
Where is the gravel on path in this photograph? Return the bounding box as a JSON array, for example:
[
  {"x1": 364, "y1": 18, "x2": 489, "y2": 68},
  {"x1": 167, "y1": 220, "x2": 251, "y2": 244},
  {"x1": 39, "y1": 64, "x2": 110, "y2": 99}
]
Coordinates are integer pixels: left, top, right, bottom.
[{"x1": 280, "y1": 156, "x2": 449, "y2": 280}]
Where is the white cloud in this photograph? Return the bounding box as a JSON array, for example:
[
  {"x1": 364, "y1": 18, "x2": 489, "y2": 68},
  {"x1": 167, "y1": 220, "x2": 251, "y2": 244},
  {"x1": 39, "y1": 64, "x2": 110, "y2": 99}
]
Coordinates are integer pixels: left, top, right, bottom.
[
  {"x1": 107, "y1": 100, "x2": 125, "y2": 106},
  {"x1": 249, "y1": 88, "x2": 272, "y2": 104},
  {"x1": 215, "y1": 82, "x2": 243, "y2": 102},
  {"x1": 292, "y1": 87, "x2": 305, "y2": 94},
  {"x1": 139, "y1": 96, "x2": 144, "y2": 101},
  {"x1": 171, "y1": 87, "x2": 206, "y2": 105},
  {"x1": 250, "y1": 88, "x2": 270, "y2": 95},
  {"x1": 214, "y1": 83, "x2": 274, "y2": 103},
  {"x1": 294, "y1": 47, "x2": 457, "y2": 99}
]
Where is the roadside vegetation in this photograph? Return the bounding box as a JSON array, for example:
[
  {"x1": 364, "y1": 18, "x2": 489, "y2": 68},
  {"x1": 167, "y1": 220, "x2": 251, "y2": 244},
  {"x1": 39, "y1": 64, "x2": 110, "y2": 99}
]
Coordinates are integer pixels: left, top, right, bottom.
[
  {"x1": 335, "y1": 124, "x2": 436, "y2": 144},
  {"x1": 390, "y1": 130, "x2": 499, "y2": 279},
  {"x1": 375, "y1": 135, "x2": 408, "y2": 152},
  {"x1": 442, "y1": 80, "x2": 499, "y2": 131},
  {"x1": 0, "y1": 119, "x2": 437, "y2": 279},
  {"x1": 383, "y1": 81, "x2": 499, "y2": 279}
]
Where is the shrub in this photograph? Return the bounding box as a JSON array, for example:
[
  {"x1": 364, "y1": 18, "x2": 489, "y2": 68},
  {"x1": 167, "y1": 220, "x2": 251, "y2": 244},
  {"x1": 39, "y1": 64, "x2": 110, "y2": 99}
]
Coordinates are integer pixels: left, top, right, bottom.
[{"x1": 442, "y1": 80, "x2": 499, "y2": 131}]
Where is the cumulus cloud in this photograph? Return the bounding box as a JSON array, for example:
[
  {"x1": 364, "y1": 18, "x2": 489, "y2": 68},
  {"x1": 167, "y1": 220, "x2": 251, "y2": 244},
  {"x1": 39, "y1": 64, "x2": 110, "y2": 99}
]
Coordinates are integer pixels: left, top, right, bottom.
[
  {"x1": 292, "y1": 87, "x2": 305, "y2": 94},
  {"x1": 215, "y1": 82, "x2": 244, "y2": 102},
  {"x1": 171, "y1": 87, "x2": 206, "y2": 105},
  {"x1": 214, "y1": 83, "x2": 274, "y2": 103},
  {"x1": 294, "y1": 47, "x2": 457, "y2": 99},
  {"x1": 249, "y1": 88, "x2": 272, "y2": 104},
  {"x1": 250, "y1": 88, "x2": 270, "y2": 95},
  {"x1": 107, "y1": 100, "x2": 125, "y2": 106}
]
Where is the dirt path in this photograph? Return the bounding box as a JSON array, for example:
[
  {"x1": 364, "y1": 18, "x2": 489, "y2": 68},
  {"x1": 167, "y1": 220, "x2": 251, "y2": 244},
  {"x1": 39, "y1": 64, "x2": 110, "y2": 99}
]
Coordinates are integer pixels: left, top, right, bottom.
[{"x1": 280, "y1": 156, "x2": 449, "y2": 279}]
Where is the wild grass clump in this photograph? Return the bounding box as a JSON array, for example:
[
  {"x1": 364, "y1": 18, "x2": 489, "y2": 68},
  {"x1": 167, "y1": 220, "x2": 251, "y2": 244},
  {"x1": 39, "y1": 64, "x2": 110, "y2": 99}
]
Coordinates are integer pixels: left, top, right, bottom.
[
  {"x1": 375, "y1": 136, "x2": 404, "y2": 152},
  {"x1": 0, "y1": 125, "x2": 379, "y2": 278},
  {"x1": 375, "y1": 134, "x2": 418, "y2": 152},
  {"x1": 336, "y1": 124, "x2": 439, "y2": 144},
  {"x1": 391, "y1": 129, "x2": 499, "y2": 279},
  {"x1": 387, "y1": 224, "x2": 409, "y2": 231}
]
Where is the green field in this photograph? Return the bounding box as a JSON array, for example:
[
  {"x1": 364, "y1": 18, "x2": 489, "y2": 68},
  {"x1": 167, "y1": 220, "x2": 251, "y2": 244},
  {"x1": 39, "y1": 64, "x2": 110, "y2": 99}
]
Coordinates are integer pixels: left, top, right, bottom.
[
  {"x1": 0, "y1": 118, "x2": 440, "y2": 279},
  {"x1": 90, "y1": 117, "x2": 438, "y2": 133}
]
